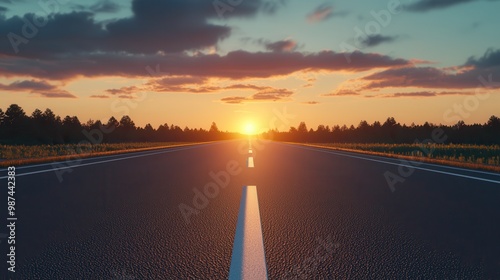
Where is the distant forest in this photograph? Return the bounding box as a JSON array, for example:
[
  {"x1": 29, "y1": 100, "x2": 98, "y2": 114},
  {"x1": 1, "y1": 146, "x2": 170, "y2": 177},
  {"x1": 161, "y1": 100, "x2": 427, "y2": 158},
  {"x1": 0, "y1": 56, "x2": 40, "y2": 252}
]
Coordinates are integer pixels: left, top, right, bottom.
[
  {"x1": 0, "y1": 104, "x2": 237, "y2": 144},
  {"x1": 1, "y1": 104, "x2": 499, "y2": 145},
  {"x1": 263, "y1": 116, "x2": 500, "y2": 145}
]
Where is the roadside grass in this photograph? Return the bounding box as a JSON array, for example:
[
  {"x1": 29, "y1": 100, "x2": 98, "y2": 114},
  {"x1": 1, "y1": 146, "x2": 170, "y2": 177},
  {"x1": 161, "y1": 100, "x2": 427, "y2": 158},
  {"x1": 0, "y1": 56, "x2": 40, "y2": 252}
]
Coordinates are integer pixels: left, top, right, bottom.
[
  {"x1": 293, "y1": 143, "x2": 500, "y2": 173},
  {"x1": 0, "y1": 142, "x2": 207, "y2": 167}
]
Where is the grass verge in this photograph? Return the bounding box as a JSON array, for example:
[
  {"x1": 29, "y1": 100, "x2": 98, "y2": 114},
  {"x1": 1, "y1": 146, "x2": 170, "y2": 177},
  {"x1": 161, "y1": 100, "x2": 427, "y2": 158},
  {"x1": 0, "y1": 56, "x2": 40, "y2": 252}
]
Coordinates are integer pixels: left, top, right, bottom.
[{"x1": 0, "y1": 142, "x2": 209, "y2": 167}]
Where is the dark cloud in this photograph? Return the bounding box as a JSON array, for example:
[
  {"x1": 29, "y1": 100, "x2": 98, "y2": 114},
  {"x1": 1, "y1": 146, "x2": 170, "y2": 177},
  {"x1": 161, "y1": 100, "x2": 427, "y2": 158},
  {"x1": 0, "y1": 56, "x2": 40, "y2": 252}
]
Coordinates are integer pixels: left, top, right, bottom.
[
  {"x1": 0, "y1": 79, "x2": 76, "y2": 98},
  {"x1": 244, "y1": 38, "x2": 302, "y2": 52},
  {"x1": 0, "y1": 80, "x2": 55, "y2": 91},
  {"x1": 362, "y1": 66, "x2": 500, "y2": 89},
  {"x1": 465, "y1": 48, "x2": 500, "y2": 68},
  {"x1": 221, "y1": 87, "x2": 293, "y2": 104},
  {"x1": 264, "y1": 39, "x2": 297, "y2": 52},
  {"x1": 361, "y1": 49, "x2": 500, "y2": 90},
  {"x1": 0, "y1": 0, "x2": 285, "y2": 57},
  {"x1": 90, "y1": 0, "x2": 120, "y2": 13},
  {"x1": 0, "y1": 0, "x2": 408, "y2": 84},
  {"x1": 0, "y1": 6, "x2": 7, "y2": 12},
  {"x1": 360, "y1": 35, "x2": 399, "y2": 47},
  {"x1": 0, "y1": 50, "x2": 410, "y2": 80},
  {"x1": 405, "y1": 0, "x2": 495, "y2": 12},
  {"x1": 0, "y1": 0, "x2": 12, "y2": 4}
]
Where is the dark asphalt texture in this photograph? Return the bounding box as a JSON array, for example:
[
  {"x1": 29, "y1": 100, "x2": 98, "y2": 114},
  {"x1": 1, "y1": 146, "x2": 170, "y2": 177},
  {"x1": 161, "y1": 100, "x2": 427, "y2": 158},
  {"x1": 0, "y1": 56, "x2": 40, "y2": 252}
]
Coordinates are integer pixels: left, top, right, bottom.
[{"x1": 1, "y1": 140, "x2": 499, "y2": 279}]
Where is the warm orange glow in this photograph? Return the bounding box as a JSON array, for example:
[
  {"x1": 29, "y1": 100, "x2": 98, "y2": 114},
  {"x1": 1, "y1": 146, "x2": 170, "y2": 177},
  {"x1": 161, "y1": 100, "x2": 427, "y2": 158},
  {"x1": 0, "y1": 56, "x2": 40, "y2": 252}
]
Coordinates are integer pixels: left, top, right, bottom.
[{"x1": 242, "y1": 122, "x2": 257, "y2": 135}]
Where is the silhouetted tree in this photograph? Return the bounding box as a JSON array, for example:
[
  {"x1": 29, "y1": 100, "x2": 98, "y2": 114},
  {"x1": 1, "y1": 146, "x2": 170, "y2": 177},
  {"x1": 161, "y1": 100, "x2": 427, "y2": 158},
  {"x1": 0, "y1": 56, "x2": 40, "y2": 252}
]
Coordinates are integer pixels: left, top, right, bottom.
[
  {"x1": 2, "y1": 104, "x2": 499, "y2": 146},
  {"x1": 297, "y1": 122, "x2": 308, "y2": 142},
  {"x1": 62, "y1": 116, "x2": 83, "y2": 143},
  {"x1": 4, "y1": 104, "x2": 31, "y2": 143},
  {"x1": 209, "y1": 122, "x2": 221, "y2": 140}
]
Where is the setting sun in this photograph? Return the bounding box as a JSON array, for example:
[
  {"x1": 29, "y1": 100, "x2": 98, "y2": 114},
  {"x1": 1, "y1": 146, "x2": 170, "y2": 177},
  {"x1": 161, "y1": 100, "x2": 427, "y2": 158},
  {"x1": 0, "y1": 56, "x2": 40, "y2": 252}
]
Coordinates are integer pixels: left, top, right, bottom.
[{"x1": 243, "y1": 123, "x2": 256, "y2": 135}]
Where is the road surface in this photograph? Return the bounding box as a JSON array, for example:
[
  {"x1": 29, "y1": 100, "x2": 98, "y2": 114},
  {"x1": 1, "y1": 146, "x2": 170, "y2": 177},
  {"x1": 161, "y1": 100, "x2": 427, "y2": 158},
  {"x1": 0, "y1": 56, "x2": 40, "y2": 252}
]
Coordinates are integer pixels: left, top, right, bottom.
[{"x1": 1, "y1": 140, "x2": 499, "y2": 279}]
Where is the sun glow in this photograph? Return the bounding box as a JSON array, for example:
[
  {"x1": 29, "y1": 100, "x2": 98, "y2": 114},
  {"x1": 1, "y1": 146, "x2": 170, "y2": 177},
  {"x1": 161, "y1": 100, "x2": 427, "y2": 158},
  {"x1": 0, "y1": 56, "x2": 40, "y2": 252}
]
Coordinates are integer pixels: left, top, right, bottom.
[{"x1": 243, "y1": 122, "x2": 257, "y2": 135}]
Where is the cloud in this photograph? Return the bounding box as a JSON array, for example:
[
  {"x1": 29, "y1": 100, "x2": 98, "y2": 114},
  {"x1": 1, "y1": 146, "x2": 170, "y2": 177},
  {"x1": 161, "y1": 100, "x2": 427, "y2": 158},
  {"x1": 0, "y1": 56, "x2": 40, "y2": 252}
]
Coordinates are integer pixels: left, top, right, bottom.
[
  {"x1": 104, "y1": 86, "x2": 142, "y2": 98},
  {"x1": 405, "y1": 0, "x2": 494, "y2": 12},
  {"x1": 307, "y1": 3, "x2": 348, "y2": 23},
  {"x1": 249, "y1": 38, "x2": 302, "y2": 52},
  {"x1": 90, "y1": 0, "x2": 120, "y2": 13},
  {"x1": 38, "y1": 91, "x2": 76, "y2": 98},
  {"x1": 465, "y1": 48, "x2": 500, "y2": 68},
  {"x1": 147, "y1": 76, "x2": 208, "y2": 92},
  {"x1": 0, "y1": 80, "x2": 55, "y2": 91},
  {"x1": 100, "y1": 79, "x2": 296, "y2": 102},
  {"x1": 220, "y1": 96, "x2": 246, "y2": 104},
  {"x1": 0, "y1": 0, "x2": 409, "y2": 83},
  {"x1": 307, "y1": 4, "x2": 333, "y2": 23},
  {"x1": 360, "y1": 49, "x2": 500, "y2": 90},
  {"x1": 322, "y1": 89, "x2": 359, "y2": 96},
  {"x1": 0, "y1": 80, "x2": 76, "y2": 98},
  {"x1": 360, "y1": 35, "x2": 399, "y2": 47},
  {"x1": 0, "y1": 0, "x2": 285, "y2": 57},
  {"x1": 380, "y1": 91, "x2": 476, "y2": 98},
  {"x1": 221, "y1": 87, "x2": 294, "y2": 104},
  {"x1": 301, "y1": 101, "x2": 320, "y2": 104},
  {"x1": 0, "y1": 50, "x2": 410, "y2": 80},
  {"x1": 264, "y1": 39, "x2": 298, "y2": 52},
  {"x1": 0, "y1": 6, "x2": 7, "y2": 12},
  {"x1": 89, "y1": 94, "x2": 110, "y2": 98}
]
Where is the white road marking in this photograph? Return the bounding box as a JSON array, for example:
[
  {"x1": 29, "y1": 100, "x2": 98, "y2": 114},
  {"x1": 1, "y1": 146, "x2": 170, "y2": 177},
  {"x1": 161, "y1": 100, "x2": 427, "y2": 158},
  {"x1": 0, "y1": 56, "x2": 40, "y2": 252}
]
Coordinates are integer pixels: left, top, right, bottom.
[
  {"x1": 303, "y1": 145, "x2": 500, "y2": 177},
  {"x1": 289, "y1": 144, "x2": 500, "y2": 184},
  {"x1": 248, "y1": 157, "x2": 254, "y2": 168},
  {"x1": 229, "y1": 186, "x2": 268, "y2": 280},
  {"x1": 249, "y1": 149, "x2": 253, "y2": 154},
  {"x1": 0, "y1": 145, "x2": 205, "y2": 180}
]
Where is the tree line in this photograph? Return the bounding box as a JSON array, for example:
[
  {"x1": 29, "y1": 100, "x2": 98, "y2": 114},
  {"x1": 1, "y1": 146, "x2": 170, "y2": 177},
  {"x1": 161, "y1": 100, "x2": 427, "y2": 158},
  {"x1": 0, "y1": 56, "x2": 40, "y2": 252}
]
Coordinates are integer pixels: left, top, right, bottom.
[
  {"x1": 1, "y1": 104, "x2": 499, "y2": 145},
  {"x1": 0, "y1": 104, "x2": 237, "y2": 145},
  {"x1": 262, "y1": 116, "x2": 500, "y2": 145}
]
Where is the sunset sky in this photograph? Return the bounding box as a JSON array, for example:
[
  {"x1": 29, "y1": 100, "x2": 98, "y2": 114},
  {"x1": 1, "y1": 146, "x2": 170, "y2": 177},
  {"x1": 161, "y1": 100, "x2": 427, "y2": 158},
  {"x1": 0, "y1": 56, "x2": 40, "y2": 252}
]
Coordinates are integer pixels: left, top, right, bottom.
[{"x1": 1, "y1": 0, "x2": 499, "y2": 133}]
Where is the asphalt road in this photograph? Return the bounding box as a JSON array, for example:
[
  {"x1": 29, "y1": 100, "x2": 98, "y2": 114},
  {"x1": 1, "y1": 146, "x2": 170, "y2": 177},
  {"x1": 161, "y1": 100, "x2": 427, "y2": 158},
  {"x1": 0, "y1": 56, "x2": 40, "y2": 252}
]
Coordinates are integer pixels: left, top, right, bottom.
[{"x1": 1, "y1": 140, "x2": 499, "y2": 279}]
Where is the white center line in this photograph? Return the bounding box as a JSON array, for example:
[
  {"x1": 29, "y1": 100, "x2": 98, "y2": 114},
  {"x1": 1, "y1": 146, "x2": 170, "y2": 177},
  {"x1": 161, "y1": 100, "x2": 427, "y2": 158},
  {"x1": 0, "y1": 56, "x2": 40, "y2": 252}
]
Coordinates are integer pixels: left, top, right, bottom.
[
  {"x1": 248, "y1": 156, "x2": 254, "y2": 168},
  {"x1": 229, "y1": 186, "x2": 268, "y2": 280}
]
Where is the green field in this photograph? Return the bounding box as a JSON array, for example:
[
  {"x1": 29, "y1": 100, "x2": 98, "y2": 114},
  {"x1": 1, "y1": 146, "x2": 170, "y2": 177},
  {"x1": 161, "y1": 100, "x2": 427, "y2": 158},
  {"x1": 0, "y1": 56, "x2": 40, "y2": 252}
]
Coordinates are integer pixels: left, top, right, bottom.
[{"x1": 0, "y1": 142, "x2": 192, "y2": 161}]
